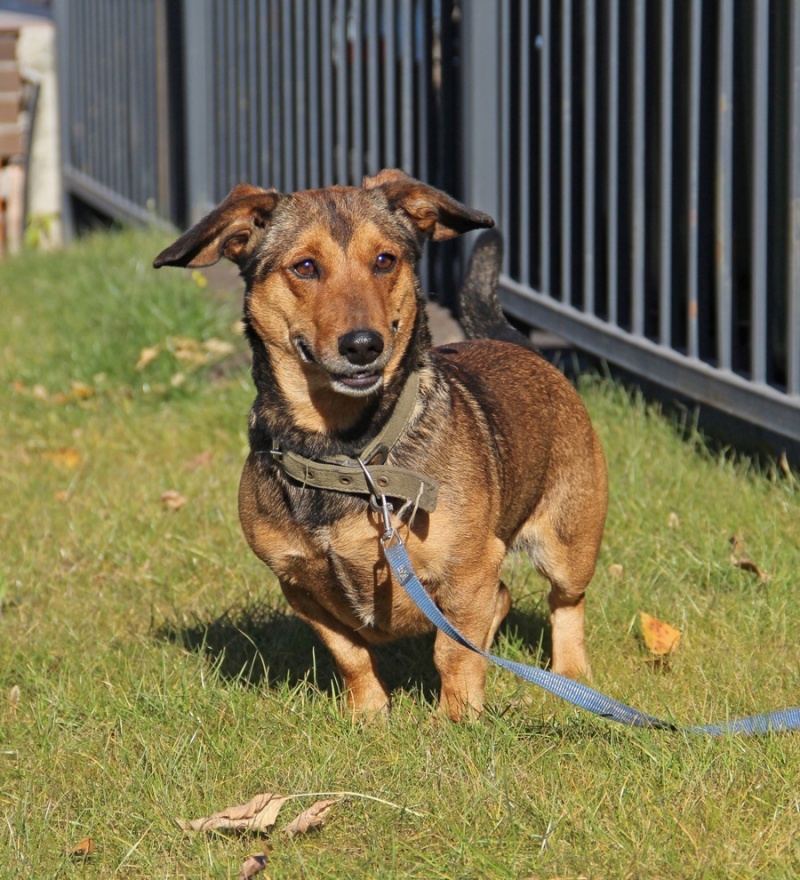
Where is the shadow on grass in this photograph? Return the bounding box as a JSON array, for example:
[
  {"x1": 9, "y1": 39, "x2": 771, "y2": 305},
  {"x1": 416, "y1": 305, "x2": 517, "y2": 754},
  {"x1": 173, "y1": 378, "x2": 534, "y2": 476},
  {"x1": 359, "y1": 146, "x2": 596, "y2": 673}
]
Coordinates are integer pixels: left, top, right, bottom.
[{"x1": 156, "y1": 600, "x2": 550, "y2": 705}]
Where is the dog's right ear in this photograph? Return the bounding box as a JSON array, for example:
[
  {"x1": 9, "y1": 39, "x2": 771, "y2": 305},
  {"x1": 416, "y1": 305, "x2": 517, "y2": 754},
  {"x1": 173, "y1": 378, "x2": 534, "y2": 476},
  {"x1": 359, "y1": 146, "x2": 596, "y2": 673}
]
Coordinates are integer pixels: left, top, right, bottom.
[{"x1": 153, "y1": 184, "x2": 282, "y2": 269}]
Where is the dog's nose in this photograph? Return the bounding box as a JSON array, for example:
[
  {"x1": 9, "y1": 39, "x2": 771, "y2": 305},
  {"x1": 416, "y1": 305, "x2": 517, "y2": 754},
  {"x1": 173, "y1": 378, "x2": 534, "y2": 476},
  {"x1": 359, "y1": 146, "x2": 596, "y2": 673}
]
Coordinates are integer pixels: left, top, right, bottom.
[{"x1": 338, "y1": 329, "x2": 384, "y2": 366}]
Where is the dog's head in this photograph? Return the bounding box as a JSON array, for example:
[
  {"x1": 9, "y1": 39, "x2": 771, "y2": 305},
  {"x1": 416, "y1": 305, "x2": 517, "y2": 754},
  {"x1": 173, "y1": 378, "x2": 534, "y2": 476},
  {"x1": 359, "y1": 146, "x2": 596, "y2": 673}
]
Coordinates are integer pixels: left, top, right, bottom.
[{"x1": 154, "y1": 170, "x2": 493, "y2": 421}]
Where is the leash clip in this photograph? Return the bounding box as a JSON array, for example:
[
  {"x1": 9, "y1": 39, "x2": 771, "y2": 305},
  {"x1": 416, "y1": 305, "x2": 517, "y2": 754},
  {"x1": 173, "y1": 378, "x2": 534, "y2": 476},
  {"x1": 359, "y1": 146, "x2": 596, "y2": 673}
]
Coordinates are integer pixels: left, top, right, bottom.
[{"x1": 357, "y1": 457, "x2": 397, "y2": 543}]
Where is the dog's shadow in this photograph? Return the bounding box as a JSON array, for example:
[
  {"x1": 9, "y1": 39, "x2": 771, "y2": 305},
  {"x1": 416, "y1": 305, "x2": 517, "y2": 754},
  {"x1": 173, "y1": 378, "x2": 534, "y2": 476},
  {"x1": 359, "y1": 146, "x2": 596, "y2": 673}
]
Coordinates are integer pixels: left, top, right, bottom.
[{"x1": 157, "y1": 602, "x2": 550, "y2": 704}]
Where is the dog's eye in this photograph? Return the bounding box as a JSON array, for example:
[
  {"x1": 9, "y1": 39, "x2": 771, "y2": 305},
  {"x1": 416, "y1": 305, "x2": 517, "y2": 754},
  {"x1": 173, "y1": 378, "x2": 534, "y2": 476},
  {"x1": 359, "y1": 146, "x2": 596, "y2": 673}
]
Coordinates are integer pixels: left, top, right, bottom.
[
  {"x1": 374, "y1": 253, "x2": 396, "y2": 273},
  {"x1": 292, "y1": 259, "x2": 318, "y2": 278}
]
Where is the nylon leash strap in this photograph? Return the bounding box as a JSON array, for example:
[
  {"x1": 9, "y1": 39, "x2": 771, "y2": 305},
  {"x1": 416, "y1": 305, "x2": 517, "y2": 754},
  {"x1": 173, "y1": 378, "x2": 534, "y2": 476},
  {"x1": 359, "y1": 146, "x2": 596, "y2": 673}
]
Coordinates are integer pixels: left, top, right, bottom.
[{"x1": 381, "y1": 530, "x2": 800, "y2": 736}]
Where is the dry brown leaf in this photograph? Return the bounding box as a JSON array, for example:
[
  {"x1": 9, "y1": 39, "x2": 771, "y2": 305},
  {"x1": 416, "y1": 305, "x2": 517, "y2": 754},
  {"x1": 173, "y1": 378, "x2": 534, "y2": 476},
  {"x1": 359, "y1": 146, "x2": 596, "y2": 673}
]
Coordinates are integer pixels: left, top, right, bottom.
[
  {"x1": 668, "y1": 512, "x2": 680, "y2": 529},
  {"x1": 160, "y1": 490, "x2": 187, "y2": 512},
  {"x1": 238, "y1": 853, "x2": 268, "y2": 879},
  {"x1": 32, "y1": 383, "x2": 49, "y2": 401},
  {"x1": 202, "y1": 338, "x2": 235, "y2": 357},
  {"x1": 729, "y1": 534, "x2": 770, "y2": 582},
  {"x1": 177, "y1": 793, "x2": 290, "y2": 833},
  {"x1": 639, "y1": 611, "x2": 681, "y2": 656},
  {"x1": 186, "y1": 450, "x2": 213, "y2": 471},
  {"x1": 136, "y1": 345, "x2": 161, "y2": 371},
  {"x1": 282, "y1": 799, "x2": 336, "y2": 838},
  {"x1": 607, "y1": 563, "x2": 624, "y2": 578},
  {"x1": 54, "y1": 490, "x2": 70, "y2": 503},
  {"x1": 43, "y1": 447, "x2": 82, "y2": 469},
  {"x1": 68, "y1": 837, "x2": 95, "y2": 857}
]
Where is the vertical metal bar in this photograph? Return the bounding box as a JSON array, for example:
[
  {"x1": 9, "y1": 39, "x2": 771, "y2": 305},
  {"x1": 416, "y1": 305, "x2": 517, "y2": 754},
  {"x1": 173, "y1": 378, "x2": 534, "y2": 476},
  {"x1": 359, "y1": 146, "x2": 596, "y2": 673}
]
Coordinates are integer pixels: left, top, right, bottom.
[
  {"x1": 658, "y1": 0, "x2": 674, "y2": 348},
  {"x1": 270, "y1": 0, "x2": 283, "y2": 190},
  {"x1": 416, "y1": 0, "x2": 429, "y2": 183},
  {"x1": 237, "y1": 0, "x2": 249, "y2": 184},
  {"x1": 559, "y1": 0, "x2": 572, "y2": 304},
  {"x1": 351, "y1": 0, "x2": 364, "y2": 182},
  {"x1": 519, "y1": 0, "x2": 531, "y2": 285},
  {"x1": 750, "y1": 2, "x2": 769, "y2": 383},
  {"x1": 281, "y1": 0, "x2": 295, "y2": 190},
  {"x1": 295, "y1": 0, "x2": 308, "y2": 190},
  {"x1": 499, "y1": 0, "x2": 511, "y2": 257},
  {"x1": 606, "y1": 0, "x2": 618, "y2": 323},
  {"x1": 321, "y1": 0, "x2": 334, "y2": 186},
  {"x1": 384, "y1": 0, "x2": 397, "y2": 168},
  {"x1": 790, "y1": 0, "x2": 800, "y2": 395},
  {"x1": 715, "y1": 0, "x2": 733, "y2": 371},
  {"x1": 248, "y1": 0, "x2": 259, "y2": 184},
  {"x1": 184, "y1": 0, "x2": 212, "y2": 220},
  {"x1": 631, "y1": 0, "x2": 646, "y2": 335},
  {"x1": 686, "y1": 0, "x2": 701, "y2": 359},
  {"x1": 539, "y1": 0, "x2": 552, "y2": 294},
  {"x1": 582, "y1": 0, "x2": 596, "y2": 314},
  {"x1": 366, "y1": 0, "x2": 380, "y2": 172},
  {"x1": 460, "y1": 0, "x2": 501, "y2": 226},
  {"x1": 336, "y1": 0, "x2": 348, "y2": 183},
  {"x1": 400, "y1": 0, "x2": 413, "y2": 172},
  {"x1": 308, "y1": 0, "x2": 321, "y2": 187},
  {"x1": 258, "y1": 1, "x2": 271, "y2": 185}
]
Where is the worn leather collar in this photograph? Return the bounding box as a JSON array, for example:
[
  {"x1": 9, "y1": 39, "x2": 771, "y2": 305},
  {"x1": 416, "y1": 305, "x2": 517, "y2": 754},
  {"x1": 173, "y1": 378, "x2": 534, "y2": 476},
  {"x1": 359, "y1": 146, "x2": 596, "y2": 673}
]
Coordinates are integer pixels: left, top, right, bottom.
[{"x1": 269, "y1": 371, "x2": 439, "y2": 512}]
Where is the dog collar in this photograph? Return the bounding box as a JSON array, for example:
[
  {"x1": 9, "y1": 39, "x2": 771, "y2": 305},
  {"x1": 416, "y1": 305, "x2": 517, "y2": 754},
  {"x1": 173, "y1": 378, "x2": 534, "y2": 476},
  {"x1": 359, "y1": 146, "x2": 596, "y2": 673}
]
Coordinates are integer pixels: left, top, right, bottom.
[{"x1": 270, "y1": 371, "x2": 439, "y2": 512}]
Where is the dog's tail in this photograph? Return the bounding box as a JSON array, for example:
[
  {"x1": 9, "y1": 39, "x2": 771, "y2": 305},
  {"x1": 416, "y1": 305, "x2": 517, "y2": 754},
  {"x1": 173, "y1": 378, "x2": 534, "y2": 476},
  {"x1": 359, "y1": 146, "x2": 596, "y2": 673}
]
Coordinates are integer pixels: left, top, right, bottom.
[{"x1": 457, "y1": 229, "x2": 535, "y2": 351}]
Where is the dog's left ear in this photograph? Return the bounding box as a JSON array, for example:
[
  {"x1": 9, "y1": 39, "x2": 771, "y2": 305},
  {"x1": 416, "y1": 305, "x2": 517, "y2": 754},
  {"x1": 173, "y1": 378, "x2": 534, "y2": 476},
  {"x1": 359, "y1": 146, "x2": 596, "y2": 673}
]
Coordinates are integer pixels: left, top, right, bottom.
[
  {"x1": 153, "y1": 184, "x2": 282, "y2": 269},
  {"x1": 363, "y1": 169, "x2": 494, "y2": 241}
]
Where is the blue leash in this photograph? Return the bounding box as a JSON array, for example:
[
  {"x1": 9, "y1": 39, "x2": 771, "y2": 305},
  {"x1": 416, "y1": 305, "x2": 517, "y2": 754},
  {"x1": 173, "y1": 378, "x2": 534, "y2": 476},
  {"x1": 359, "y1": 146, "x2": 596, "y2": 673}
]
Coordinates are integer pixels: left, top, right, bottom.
[{"x1": 380, "y1": 530, "x2": 800, "y2": 736}]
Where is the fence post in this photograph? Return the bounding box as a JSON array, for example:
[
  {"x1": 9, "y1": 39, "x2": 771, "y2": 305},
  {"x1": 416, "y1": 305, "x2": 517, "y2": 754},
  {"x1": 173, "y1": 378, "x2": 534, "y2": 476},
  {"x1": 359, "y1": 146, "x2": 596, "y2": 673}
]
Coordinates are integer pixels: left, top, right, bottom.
[
  {"x1": 459, "y1": 0, "x2": 501, "y2": 225},
  {"x1": 182, "y1": 0, "x2": 213, "y2": 224}
]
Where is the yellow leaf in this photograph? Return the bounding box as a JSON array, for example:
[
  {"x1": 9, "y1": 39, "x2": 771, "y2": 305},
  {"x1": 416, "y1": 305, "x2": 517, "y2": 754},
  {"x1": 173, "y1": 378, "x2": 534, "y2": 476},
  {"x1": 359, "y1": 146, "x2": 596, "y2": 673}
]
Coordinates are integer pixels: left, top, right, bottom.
[
  {"x1": 43, "y1": 447, "x2": 82, "y2": 469},
  {"x1": 136, "y1": 345, "x2": 161, "y2": 371},
  {"x1": 191, "y1": 269, "x2": 208, "y2": 288},
  {"x1": 70, "y1": 381, "x2": 95, "y2": 400},
  {"x1": 639, "y1": 611, "x2": 681, "y2": 656}
]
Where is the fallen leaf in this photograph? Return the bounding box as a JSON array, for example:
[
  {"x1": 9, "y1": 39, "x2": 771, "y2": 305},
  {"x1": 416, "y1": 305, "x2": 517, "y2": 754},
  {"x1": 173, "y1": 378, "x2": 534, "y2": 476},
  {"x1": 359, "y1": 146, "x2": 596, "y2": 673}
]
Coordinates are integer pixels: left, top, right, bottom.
[
  {"x1": 68, "y1": 837, "x2": 95, "y2": 857},
  {"x1": 729, "y1": 534, "x2": 770, "y2": 582},
  {"x1": 32, "y1": 383, "x2": 49, "y2": 401},
  {"x1": 43, "y1": 447, "x2": 82, "y2": 469},
  {"x1": 177, "y1": 792, "x2": 290, "y2": 833},
  {"x1": 135, "y1": 345, "x2": 161, "y2": 371},
  {"x1": 282, "y1": 799, "x2": 336, "y2": 838},
  {"x1": 238, "y1": 853, "x2": 268, "y2": 879},
  {"x1": 70, "y1": 381, "x2": 95, "y2": 400},
  {"x1": 9, "y1": 685, "x2": 20, "y2": 715},
  {"x1": 170, "y1": 372, "x2": 186, "y2": 388},
  {"x1": 639, "y1": 611, "x2": 681, "y2": 656},
  {"x1": 12, "y1": 380, "x2": 26, "y2": 393},
  {"x1": 202, "y1": 338, "x2": 235, "y2": 357},
  {"x1": 668, "y1": 512, "x2": 680, "y2": 529},
  {"x1": 186, "y1": 450, "x2": 213, "y2": 471},
  {"x1": 608, "y1": 563, "x2": 624, "y2": 579},
  {"x1": 160, "y1": 490, "x2": 187, "y2": 512},
  {"x1": 54, "y1": 490, "x2": 70, "y2": 503}
]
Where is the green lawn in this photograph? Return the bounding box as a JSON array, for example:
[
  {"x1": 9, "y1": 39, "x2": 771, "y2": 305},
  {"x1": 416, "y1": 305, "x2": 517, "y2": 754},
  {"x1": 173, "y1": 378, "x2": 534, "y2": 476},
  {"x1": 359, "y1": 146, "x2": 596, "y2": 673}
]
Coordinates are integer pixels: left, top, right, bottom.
[{"x1": 1, "y1": 229, "x2": 799, "y2": 879}]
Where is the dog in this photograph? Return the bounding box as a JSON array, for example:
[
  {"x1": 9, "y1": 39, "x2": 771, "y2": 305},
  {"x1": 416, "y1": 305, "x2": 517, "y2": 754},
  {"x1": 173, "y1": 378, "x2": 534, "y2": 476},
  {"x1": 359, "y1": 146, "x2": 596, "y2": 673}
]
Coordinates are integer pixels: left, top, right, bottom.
[{"x1": 154, "y1": 169, "x2": 608, "y2": 721}]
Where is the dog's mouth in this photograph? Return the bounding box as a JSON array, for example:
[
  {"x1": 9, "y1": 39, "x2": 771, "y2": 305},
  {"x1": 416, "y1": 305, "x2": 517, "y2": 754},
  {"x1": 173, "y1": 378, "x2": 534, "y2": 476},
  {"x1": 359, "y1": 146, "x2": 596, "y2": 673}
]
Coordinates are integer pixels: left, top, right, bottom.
[{"x1": 294, "y1": 337, "x2": 384, "y2": 397}]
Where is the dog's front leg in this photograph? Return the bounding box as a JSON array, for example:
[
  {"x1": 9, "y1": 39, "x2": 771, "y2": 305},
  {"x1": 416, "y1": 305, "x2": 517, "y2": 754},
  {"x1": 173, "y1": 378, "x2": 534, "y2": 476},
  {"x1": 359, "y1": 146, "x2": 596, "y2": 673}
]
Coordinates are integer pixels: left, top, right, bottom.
[
  {"x1": 433, "y1": 559, "x2": 511, "y2": 721},
  {"x1": 280, "y1": 581, "x2": 390, "y2": 718}
]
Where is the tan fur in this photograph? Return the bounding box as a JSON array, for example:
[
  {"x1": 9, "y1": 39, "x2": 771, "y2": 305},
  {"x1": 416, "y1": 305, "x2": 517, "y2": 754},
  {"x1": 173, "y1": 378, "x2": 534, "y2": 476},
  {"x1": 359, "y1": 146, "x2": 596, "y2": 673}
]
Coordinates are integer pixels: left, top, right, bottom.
[{"x1": 154, "y1": 171, "x2": 608, "y2": 721}]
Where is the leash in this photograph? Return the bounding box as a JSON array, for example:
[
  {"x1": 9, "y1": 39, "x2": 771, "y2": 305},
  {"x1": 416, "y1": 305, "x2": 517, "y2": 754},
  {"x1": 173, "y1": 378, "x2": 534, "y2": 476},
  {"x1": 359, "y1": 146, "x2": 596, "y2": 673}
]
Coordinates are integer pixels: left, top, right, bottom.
[{"x1": 363, "y1": 480, "x2": 800, "y2": 736}]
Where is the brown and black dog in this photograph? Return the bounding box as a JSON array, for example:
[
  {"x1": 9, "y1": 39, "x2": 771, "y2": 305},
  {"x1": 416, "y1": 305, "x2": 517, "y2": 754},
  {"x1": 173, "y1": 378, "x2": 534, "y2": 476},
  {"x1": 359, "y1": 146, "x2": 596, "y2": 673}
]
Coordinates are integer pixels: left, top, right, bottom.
[{"x1": 154, "y1": 169, "x2": 607, "y2": 721}]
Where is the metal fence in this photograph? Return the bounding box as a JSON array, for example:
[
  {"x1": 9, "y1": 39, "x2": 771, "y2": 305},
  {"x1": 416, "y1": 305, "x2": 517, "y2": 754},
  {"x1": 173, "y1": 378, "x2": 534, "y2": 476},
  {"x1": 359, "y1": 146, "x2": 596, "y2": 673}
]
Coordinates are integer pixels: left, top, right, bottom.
[
  {"x1": 56, "y1": 0, "x2": 800, "y2": 450},
  {"x1": 462, "y1": 0, "x2": 800, "y2": 447}
]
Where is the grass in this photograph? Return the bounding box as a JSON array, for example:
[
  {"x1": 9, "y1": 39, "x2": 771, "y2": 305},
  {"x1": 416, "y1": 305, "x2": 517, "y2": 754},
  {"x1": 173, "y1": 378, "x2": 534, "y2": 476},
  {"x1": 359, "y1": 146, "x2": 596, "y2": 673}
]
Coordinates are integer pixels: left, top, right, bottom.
[{"x1": 1, "y1": 228, "x2": 799, "y2": 879}]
